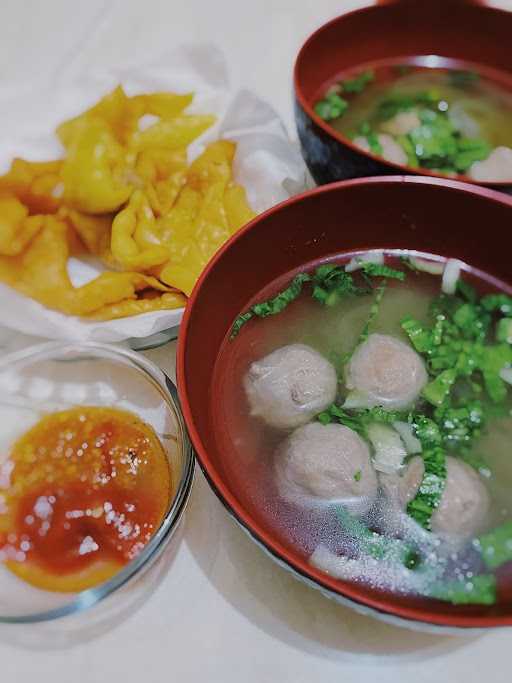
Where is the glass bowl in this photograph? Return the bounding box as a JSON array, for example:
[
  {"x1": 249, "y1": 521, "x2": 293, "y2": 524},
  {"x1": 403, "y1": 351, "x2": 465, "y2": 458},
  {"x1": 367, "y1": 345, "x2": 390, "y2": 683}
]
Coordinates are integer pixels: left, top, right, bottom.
[{"x1": 0, "y1": 341, "x2": 194, "y2": 624}]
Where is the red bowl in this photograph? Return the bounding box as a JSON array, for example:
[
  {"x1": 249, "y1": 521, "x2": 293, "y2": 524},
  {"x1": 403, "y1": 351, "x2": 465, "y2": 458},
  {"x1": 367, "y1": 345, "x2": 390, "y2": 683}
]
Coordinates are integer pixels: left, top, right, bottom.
[
  {"x1": 294, "y1": 0, "x2": 512, "y2": 189},
  {"x1": 177, "y1": 176, "x2": 512, "y2": 630}
]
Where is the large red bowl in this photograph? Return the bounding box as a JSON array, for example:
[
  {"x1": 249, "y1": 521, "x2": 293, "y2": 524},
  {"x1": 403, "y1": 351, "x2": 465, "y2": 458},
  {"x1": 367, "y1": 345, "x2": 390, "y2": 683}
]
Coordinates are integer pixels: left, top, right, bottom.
[
  {"x1": 294, "y1": 0, "x2": 512, "y2": 189},
  {"x1": 177, "y1": 176, "x2": 512, "y2": 630}
]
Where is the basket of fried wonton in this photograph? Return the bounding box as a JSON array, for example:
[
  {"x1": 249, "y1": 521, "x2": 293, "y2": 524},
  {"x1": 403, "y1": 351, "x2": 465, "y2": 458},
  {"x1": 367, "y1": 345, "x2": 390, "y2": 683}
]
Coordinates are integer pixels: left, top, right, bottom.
[{"x1": 0, "y1": 45, "x2": 307, "y2": 342}]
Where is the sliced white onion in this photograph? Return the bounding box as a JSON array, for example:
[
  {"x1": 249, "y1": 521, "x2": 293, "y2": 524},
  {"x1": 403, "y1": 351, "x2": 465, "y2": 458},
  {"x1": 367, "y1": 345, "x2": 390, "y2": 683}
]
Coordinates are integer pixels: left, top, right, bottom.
[
  {"x1": 499, "y1": 366, "x2": 512, "y2": 385},
  {"x1": 310, "y1": 544, "x2": 376, "y2": 580},
  {"x1": 392, "y1": 421, "x2": 422, "y2": 454},
  {"x1": 342, "y1": 390, "x2": 374, "y2": 409},
  {"x1": 408, "y1": 256, "x2": 444, "y2": 275},
  {"x1": 442, "y1": 258, "x2": 464, "y2": 295},
  {"x1": 345, "y1": 251, "x2": 384, "y2": 273},
  {"x1": 367, "y1": 423, "x2": 407, "y2": 474}
]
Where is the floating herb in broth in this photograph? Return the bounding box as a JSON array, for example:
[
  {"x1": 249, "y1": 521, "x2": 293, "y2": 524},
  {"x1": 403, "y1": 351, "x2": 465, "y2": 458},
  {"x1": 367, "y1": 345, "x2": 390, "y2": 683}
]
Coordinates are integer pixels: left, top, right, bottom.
[
  {"x1": 314, "y1": 61, "x2": 512, "y2": 182},
  {"x1": 214, "y1": 252, "x2": 512, "y2": 607}
]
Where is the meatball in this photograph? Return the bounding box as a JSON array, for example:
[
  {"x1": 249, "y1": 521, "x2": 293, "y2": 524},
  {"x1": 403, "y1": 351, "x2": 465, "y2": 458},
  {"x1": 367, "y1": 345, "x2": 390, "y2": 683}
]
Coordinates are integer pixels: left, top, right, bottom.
[
  {"x1": 275, "y1": 422, "x2": 378, "y2": 508},
  {"x1": 346, "y1": 333, "x2": 427, "y2": 410},
  {"x1": 387, "y1": 455, "x2": 490, "y2": 537},
  {"x1": 244, "y1": 344, "x2": 337, "y2": 430},
  {"x1": 469, "y1": 146, "x2": 512, "y2": 182},
  {"x1": 353, "y1": 133, "x2": 408, "y2": 166}
]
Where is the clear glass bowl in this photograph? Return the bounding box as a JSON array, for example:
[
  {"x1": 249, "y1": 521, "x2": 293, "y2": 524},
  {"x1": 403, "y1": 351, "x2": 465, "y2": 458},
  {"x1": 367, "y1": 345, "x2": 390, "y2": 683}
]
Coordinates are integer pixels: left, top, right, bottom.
[{"x1": 0, "y1": 342, "x2": 194, "y2": 624}]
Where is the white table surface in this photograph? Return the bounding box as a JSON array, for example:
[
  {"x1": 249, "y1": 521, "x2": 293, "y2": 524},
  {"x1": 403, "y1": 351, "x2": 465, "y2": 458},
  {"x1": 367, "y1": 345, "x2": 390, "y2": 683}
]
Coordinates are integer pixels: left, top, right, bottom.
[{"x1": 1, "y1": 0, "x2": 512, "y2": 680}]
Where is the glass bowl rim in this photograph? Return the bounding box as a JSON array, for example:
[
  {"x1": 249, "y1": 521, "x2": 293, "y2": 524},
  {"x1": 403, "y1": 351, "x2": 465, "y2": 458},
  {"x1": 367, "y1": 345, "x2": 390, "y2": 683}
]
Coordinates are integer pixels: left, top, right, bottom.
[{"x1": 0, "y1": 340, "x2": 195, "y2": 624}]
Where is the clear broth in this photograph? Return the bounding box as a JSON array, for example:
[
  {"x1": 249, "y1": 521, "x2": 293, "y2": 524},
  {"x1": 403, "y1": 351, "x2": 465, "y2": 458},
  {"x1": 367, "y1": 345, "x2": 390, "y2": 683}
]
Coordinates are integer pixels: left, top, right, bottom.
[
  {"x1": 319, "y1": 57, "x2": 512, "y2": 179},
  {"x1": 211, "y1": 253, "x2": 512, "y2": 597}
]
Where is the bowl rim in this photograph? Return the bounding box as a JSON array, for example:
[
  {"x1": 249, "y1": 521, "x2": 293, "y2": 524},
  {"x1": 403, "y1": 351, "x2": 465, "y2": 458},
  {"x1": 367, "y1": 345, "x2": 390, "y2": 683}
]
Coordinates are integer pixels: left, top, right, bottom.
[
  {"x1": 0, "y1": 341, "x2": 195, "y2": 624},
  {"x1": 177, "y1": 175, "x2": 512, "y2": 629},
  {"x1": 293, "y1": 2, "x2": 512, "y2": 188}
]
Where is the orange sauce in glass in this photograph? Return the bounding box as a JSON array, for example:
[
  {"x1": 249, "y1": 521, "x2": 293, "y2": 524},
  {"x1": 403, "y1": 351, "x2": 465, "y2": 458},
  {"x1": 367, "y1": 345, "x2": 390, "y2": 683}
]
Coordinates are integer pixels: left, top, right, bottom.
[{"x1": 0, "y1": 407, "x2": 171, "y2": 593}]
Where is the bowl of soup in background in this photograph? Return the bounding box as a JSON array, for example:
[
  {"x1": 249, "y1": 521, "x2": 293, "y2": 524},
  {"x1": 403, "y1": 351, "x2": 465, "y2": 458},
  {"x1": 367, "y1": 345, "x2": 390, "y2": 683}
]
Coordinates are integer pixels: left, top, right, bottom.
[
  {"x1": 177, "y1": 176, "x2": 512, "y2": 631},
  {"x1": 294, "y1": 0, "x2": 512, "y2": 189}
]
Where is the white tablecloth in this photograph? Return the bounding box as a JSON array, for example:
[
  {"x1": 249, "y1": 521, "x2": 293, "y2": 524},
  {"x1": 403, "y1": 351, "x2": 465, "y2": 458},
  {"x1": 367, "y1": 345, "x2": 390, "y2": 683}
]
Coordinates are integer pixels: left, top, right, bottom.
[{"x1": 1, "y1": 1, "x2": 511, "y2": 681}]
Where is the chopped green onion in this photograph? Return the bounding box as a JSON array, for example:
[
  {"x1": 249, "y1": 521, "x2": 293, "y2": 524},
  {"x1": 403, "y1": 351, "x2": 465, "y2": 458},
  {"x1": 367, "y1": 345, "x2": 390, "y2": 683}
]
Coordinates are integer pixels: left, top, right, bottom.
[
  {"x1": 422, "y1": 368, "x2": 458, "y2": 406},
  {"x1": 401, "y1": 317, "x2": 433, "y2": 353},
  {"x1": 359, "y1": 283, "x2": 386, "y2": 343},
  {"x1": 230, "y1": 273, "x2": 311, "y2": 337},
  {"x1": 480, "y1": 344, "x2": 512, "y2": 403}
]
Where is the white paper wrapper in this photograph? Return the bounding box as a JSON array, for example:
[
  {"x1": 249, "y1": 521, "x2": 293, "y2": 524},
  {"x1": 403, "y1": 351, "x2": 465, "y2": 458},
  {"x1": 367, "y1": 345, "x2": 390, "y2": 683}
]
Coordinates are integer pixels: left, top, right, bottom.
[{"x1": 0, "y1": 44, "x2": 308, "y2": 342}]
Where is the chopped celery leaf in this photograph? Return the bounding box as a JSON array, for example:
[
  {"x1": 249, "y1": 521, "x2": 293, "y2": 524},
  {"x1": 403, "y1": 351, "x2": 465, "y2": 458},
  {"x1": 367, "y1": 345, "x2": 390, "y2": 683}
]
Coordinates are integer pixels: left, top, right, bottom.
[
  {"x1": 480, "y1": 344, "x2": 512, "y2": 403},
  {"x1": 428, "y1": 574, "x2": 496, "y2": 605},
  {"x1": 397, "y1": 134, "x2": 420, "y2": 167},
  {"x1": 454, "y1": 137, "x2": 491, "y2": 173},
  {"x1": 361, "y1": 263, "x2": 406, "y2": 281},
  {"x1": 230, "y1": 273, "x2": 310, "y2": 337},
  {"x1": 314, "y1": 92, "x2": 349, "y2": 121},
  {"x1": 457, "y1": 279, "x2": 478, "y2": 303},
  {"x1": 478, "y1": 521, "x2": 512, "y2": 570},
  {"x1": 312, "y1": 265, "x2": 366, "y2": 307},
  {"x1": 335, "y1": 507, "x2": 417, "y2": 567},
  {"x1": 497, "y1": 318, "x2": 512, "y2": 344},
  {"x1": 434, "y1": 402, "x2": 485, "y2": 451},
  {"x1": 342, "y1": 70, "x2": 374, "y2": 94},
  {"x1": 408, "y1": 109, "x2": 458, "y2": 168},
  {"x1": 449, "y1": 70, "x2": 480, "y2": 88},
  {"x1": 481, "y1": 293, "x2": 512, "y2": 316},
  {"x1": 375, "y1": 91, "x2": 439, "y2": 122},
  {"x1": 357, "y1": 122, "x2": 382, "y2": 155},
  {"x1": 406, "y1": 444, "x2": 446, "y2": 530},
  {"x1": 318, "y1": 404, "x2": 410, "y2": 432}
]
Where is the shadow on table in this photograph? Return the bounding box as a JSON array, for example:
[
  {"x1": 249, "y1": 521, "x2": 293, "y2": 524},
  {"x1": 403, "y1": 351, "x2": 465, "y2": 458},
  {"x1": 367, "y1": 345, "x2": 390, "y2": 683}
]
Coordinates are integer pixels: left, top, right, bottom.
[
  {"x1": 185, "y1": 472, "x2": 482, "y2": 664},
  {"x1": 0, "y1": 521, "x2": 184, "y2": 651}
]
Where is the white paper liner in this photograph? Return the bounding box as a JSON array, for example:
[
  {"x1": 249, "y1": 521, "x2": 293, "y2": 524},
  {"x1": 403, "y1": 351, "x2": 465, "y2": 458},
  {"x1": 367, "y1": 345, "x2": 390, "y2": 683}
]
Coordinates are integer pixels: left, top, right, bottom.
[{"x1": 0, "y1": 44, "x2": 308, "y2": 342}]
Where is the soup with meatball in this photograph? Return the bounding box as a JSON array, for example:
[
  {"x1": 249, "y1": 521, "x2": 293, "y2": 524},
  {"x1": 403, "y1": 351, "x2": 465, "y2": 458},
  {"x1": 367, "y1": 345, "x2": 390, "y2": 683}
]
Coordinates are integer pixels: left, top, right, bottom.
[
  {"x1": 314, "y1": 59, "x2": 512, "y2": 183},
  {"x1": 212, "y1": 251, "x2": 512, "y2": 605}
]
